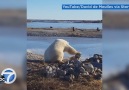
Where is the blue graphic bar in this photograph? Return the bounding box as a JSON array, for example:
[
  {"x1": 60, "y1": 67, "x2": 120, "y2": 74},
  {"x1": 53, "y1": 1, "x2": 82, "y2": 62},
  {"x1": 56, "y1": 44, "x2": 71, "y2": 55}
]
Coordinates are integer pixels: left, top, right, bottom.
[{"x1": 62, "y1": 4, "x2": 129, "y2": 10}]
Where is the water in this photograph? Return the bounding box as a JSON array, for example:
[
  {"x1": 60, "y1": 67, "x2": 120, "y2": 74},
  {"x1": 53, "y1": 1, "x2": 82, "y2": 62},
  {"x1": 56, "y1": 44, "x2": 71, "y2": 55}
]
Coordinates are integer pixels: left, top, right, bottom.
[
  {"x1": 27, "y1": 37, "x2": 102, "y2": 60},
  {"x1": 0, "y1": 26, "x2": 26, "y2": 74},
  {"x1": 27, "y1": 22, "x2": 102, "y2": 29},
  {"x1": 103, "y1": 30, "x2": 129, "y2": 78}
]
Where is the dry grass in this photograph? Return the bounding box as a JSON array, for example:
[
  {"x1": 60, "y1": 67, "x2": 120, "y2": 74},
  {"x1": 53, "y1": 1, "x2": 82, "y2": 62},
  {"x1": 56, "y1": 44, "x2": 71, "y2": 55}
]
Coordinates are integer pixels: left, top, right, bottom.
[{"x1": 27, "y1": 61, "x2": 102, "y2": 90}]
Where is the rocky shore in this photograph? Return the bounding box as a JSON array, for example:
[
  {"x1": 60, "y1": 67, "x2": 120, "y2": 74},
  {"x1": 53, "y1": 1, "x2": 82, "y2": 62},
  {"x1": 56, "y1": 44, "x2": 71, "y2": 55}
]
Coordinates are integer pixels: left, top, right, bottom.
[
  {"x1": 27, "y1": 28, "x2": 102, "y2": 38},
  {"x1": 27, "y1": 52, "x2": 102, "y2": 90}
]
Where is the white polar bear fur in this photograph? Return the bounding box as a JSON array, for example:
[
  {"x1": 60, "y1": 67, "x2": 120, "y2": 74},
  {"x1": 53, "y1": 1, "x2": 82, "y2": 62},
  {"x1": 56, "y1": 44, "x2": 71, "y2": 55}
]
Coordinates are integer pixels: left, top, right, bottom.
[{"x1": 44, "y1": 39, "x2": 78, "y2": 63}]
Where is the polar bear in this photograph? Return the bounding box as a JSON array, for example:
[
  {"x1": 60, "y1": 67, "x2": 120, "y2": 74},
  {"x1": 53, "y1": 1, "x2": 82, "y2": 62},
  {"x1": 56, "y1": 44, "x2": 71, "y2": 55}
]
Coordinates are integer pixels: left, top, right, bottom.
[{"x1": 44, "y1": 39, "x2": 79, "y2": 63}]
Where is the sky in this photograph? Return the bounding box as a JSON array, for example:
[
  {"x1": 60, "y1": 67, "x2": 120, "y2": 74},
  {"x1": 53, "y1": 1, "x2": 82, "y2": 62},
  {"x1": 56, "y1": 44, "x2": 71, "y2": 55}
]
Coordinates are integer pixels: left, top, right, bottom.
[
  {"x1": 0, "y1": 0, "x2": 26, "y2": 9},
  {"x1": 27, "y1": 0, "x2": 102, "y2": 20}
]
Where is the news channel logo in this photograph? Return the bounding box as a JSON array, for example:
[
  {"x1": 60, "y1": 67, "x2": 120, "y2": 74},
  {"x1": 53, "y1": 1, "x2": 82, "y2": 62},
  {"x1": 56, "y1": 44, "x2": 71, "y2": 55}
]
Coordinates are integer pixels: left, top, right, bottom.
[{"x1": 0, "y1": 68, "x2": 16, "y2": 84}]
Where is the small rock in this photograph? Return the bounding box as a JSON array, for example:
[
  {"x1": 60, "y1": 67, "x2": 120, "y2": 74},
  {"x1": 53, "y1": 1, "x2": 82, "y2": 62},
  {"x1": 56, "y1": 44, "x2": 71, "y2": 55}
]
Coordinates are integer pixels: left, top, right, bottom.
[{"x1": 83, "y1": 63, "x2": 94, "y2": 73}]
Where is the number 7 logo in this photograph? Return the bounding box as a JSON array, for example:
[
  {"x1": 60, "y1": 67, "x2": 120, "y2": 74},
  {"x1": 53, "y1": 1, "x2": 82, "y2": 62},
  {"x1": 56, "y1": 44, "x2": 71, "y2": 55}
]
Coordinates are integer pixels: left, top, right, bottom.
[{"x1": 1, "y1": 68, "x2": 16, "y2": 84}]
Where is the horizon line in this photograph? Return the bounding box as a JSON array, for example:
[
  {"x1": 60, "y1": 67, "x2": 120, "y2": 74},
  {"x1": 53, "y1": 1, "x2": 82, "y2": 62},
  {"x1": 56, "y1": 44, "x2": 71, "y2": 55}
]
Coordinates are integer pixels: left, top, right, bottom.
[{"x1": 27, "y1": 19, "x2": 102, "y2": 21}]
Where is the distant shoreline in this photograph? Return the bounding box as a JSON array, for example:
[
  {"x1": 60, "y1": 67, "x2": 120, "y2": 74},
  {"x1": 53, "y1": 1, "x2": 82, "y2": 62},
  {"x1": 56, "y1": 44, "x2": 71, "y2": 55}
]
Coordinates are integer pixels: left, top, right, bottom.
[
  {"x1": 27, "y1": 20, "x2": 102, "y2": 23},
  {"x1": 27, "y1": 28, "x2": 102, "y2": 38}
]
